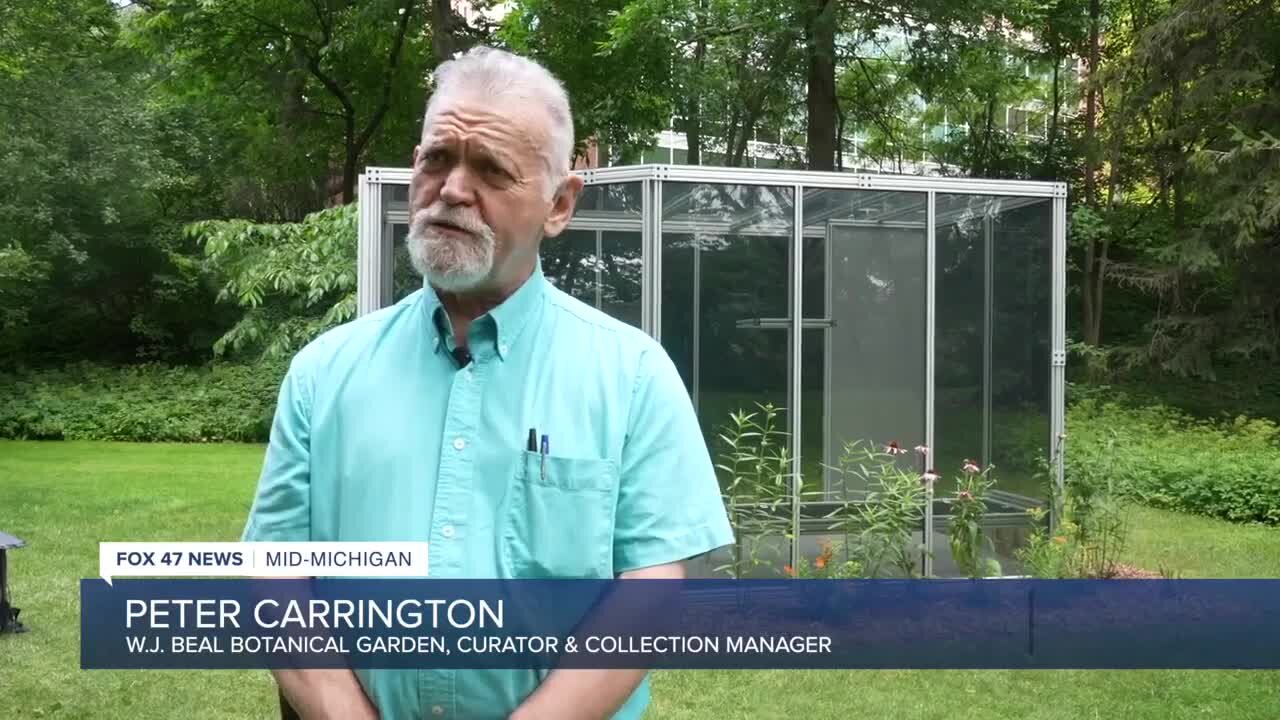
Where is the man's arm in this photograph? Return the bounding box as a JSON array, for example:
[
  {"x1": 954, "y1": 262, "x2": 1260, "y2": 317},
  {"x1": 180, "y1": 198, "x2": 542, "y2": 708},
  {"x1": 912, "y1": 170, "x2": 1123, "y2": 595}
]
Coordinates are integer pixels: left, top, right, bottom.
[
  {"x1": 244, "y1": 350, "x2": 380, "y2": 720},
  {"x1": 509, "y1": 561, "x2": 685, "y2": 720},
  {"x1": 273, "y1": 668, "x2": 380, "y2": 720},
  {"x1": 511, "y1": 341, "x2": 734, "y2": 719}
]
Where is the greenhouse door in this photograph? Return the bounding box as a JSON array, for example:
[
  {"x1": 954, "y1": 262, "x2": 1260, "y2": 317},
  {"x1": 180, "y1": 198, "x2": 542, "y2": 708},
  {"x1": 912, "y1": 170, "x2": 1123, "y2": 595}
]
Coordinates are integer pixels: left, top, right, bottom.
[{"x1": 820, "y1": 220, "x2": 928, "y2": 495}]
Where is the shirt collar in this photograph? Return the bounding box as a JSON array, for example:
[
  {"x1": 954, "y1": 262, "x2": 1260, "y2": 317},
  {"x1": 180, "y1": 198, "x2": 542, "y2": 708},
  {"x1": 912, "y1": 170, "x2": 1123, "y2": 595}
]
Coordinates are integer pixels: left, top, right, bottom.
[{"x1": 422, "y1": 259, "x2": 547, "y2": 362}]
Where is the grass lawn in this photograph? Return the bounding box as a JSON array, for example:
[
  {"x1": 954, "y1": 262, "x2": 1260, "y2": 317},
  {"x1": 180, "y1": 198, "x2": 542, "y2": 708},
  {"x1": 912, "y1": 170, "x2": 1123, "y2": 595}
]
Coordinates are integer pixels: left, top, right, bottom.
[{"x1": 3, "y1": 440, "x2": 1280, "y2": 719}]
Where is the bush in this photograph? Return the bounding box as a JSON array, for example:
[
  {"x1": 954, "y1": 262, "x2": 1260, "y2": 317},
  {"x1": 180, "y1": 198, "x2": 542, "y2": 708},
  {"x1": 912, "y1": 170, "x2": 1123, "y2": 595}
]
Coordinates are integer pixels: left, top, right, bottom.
[
  {"x1": 0, "y1": 361, "x2": 287, "y2": 443},
  {"x1": 1066, "y1": 399, "x2": 1280, "y2": 524}
]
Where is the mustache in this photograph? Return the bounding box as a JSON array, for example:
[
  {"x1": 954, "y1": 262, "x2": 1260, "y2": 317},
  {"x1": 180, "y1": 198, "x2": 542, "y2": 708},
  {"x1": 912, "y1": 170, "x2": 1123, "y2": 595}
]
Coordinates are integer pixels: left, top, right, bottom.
[{"x1": 413, "y1": 205, "x2": 492, "y2": 238}]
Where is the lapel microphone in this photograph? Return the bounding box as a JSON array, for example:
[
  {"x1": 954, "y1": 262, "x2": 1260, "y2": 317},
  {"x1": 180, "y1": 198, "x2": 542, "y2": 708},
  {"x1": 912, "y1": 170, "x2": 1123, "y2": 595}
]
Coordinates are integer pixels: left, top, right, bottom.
[{"x1": 451, "y1": 346, "x2": 472, "y2": 368}]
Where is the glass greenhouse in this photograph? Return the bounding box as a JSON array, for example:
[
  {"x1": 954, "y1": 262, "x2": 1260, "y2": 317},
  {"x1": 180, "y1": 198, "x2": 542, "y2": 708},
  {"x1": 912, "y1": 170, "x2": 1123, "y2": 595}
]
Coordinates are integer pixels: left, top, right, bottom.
[{"x1": 356, "y1": 165, "x2": 1067, "y2": 579}]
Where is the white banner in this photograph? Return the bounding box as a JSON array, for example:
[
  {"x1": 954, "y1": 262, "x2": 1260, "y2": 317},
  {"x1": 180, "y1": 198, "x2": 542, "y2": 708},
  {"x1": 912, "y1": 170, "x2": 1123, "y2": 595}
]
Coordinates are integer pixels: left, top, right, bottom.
[{"x1": 99, "y1": 542, "x2": 428, "y2": 585}]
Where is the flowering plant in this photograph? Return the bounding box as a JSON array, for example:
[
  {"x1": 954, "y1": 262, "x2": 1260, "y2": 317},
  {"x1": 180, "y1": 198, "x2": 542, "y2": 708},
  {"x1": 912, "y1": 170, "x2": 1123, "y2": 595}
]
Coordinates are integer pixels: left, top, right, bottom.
[
  {"x1": 783, "y1": 540, "x2": 862, "y2": 579},
  {"x1": 826, "y1": 440, "x2": 929, "y2": 578},
  {"x1": 713, "y1": 403, "x2": 795, "y2": 578},
  {"x1": 948, "y1": 460, "x2": 1002, "y2": 578}
]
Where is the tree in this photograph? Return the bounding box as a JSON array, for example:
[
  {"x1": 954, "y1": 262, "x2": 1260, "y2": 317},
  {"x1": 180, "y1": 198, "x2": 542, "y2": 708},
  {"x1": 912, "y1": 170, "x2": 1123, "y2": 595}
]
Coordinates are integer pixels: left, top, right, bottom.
[
  {"x1": 132, "y1": 0, "x2": 434, "y2": 207},
  {"x1": 190, "y1": 205, "x2": 357, "y2": 360},
  {"x1": 0, "y1": 0, "x2": 233, "y2": 363}
]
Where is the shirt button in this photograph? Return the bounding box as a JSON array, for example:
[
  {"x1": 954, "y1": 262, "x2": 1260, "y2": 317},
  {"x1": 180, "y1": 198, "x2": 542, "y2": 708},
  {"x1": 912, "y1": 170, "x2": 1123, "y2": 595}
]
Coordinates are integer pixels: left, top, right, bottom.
[
  {"x1": 441, "y1": 525, "x2": 455, "y2": 538},
  {"x1": 452, "y1": 437, "x2": 466, "y2": 450},
  {"x1": 431, "y1": 706, "x2": 445, "y2": 716}
]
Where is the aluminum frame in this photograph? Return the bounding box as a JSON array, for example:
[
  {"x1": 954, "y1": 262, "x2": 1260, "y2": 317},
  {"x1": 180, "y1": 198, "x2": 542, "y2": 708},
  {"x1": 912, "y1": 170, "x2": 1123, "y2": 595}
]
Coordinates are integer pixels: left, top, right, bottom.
[
  {"x1": 355, "y1": 163, "x2": 1068, "y2": 576},
  {"x1": 924, "y1": 190, "x2": 937, "y2": 578}
]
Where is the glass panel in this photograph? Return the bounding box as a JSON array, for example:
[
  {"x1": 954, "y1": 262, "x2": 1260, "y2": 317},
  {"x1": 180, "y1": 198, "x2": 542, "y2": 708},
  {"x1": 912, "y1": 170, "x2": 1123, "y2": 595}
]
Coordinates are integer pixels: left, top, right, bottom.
[
  {"x1": 561, "y1": 183, "x2": 643, "y2": 328},
  {"x1": 991, "y1": 198, "x2": 1052, "y2": 499},
  {"x1": 935, "y1": 194, "x2": 1051, "y2": 500},
  {"x1": 935, "y1": 194, "x2": 987, "y2": 482},
  {"x1": 382, "y1": 184, "x2": 420, "y2": 303},
  {"x1": 542, "y1": 229, "x2": 597, "y2": 305},
  {"x1": 801, "y1": 189, "x2": 928, "y2": 499},
  {"x1": 662, "y1": 181, "x2": 795, "y2": 578},
  {"x1": 600, "y1": 231, "x2": 642, "y2": 328},
  {"x1": 391, "y1": 223, "x2": 422, "y2": 301}
]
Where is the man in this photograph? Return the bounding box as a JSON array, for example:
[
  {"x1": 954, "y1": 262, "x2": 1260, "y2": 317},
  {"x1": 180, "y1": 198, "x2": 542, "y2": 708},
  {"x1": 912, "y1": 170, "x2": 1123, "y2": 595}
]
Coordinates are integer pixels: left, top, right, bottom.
[{"x1": 241, "y1": 46, "x2": 735, "y2": 719}]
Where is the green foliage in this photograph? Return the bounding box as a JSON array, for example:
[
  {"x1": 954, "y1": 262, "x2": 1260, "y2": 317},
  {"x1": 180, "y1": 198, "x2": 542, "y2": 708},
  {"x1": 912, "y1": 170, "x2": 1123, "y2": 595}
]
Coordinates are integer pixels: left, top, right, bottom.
[
  {"x1": 129, "y1": 0, "x2": 435, "y2": 208},
  {"x1": 502, "y1": 0, "x2": 678, "y2": 162},
  {"x1": 0, "y1": 362, "x2": 287, "y2": 443},
  {"x1": 786, "y1": 540, "x2": 862, "y2": 579},
  {"x1": 0, "y1": 0, "x2": 233, "y2": 364},
  {"x1": 825, "y1": 441, "x2": 929, "y2": 578},
  {"x1": 713, "y1": 403, "x2": 795, "y2": 577},
  {"x1": 1066, "y1": 399, "x2": 1280, "y2": 525},
  {"x1": 191, "y1": 203, "x2": 358, "y2": 360},
  {"x1": 947, "y1": 463, "x2": 1002, "y2": 578}
]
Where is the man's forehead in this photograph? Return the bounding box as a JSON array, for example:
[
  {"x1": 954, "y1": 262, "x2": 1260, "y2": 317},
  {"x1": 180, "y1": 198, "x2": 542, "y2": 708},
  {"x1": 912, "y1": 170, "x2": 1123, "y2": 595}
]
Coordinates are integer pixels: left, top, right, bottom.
[{"x1": 423, "y1": 96, "x2": 548, "y2": 148}]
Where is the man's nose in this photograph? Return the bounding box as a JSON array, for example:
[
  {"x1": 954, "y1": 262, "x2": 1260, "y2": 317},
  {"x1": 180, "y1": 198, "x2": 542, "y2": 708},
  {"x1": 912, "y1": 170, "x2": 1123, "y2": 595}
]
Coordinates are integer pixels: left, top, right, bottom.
[{"x1": 439, "y1": 165, "x2": 476, "y2": 206}]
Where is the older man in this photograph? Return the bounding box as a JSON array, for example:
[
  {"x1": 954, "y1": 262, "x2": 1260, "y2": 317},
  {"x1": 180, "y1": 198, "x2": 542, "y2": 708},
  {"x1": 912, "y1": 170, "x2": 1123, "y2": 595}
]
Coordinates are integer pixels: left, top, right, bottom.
[{"x1": 241, "y1": 47, "x2": 734, "y2": 719}]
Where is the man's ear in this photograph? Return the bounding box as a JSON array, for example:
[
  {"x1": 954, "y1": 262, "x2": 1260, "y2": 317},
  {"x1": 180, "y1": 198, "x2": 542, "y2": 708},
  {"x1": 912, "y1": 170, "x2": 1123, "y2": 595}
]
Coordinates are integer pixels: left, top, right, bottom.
[
  {"x1": 542, "y1": 174, "x2": 584, "y2": 238},
  {"x1": 411, "y1": 144, "x2": 421, "y2": 167}
]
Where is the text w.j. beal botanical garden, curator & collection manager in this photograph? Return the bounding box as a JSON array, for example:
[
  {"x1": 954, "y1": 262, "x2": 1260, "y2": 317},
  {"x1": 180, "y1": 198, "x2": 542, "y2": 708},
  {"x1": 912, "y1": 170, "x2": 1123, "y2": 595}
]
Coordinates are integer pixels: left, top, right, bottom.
[{"x1": 240, "y1": 47, "x2": 736, "y2": 720}]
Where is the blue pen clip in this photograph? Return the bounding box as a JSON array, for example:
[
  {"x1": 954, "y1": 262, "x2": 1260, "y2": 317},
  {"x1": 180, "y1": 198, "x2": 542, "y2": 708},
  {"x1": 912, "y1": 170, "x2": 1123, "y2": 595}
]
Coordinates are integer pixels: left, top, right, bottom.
[{"x1": 540, "y1": 434, "x2": 549, "y2": 481}]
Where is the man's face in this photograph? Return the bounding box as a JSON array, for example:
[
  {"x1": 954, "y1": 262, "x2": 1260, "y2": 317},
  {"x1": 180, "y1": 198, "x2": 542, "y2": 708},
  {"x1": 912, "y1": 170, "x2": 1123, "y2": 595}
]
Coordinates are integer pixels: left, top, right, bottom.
[{"x1": 407, "y1": 95, "x2": 582, "y2": 293}]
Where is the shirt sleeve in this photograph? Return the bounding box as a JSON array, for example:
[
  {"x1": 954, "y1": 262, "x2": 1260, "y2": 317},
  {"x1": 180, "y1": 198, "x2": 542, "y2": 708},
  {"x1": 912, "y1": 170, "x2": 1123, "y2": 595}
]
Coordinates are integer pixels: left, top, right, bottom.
[
  {"x1": 612, "y1": 342, "x2": 735, "y2": 573},
  {"x1": 241, "y1": 354, "x2": 314, "y2": 543}
]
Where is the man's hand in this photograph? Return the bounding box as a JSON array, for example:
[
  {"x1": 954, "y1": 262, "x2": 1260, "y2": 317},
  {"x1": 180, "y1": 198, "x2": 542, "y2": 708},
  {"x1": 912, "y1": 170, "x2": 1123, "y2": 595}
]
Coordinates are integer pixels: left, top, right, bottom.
[
  {"x1": 508, "y1": 561, "x2": 686, "y2": 720},
  {"x1": 274, "y1": 668, "x2": 380, "y2": 720}
]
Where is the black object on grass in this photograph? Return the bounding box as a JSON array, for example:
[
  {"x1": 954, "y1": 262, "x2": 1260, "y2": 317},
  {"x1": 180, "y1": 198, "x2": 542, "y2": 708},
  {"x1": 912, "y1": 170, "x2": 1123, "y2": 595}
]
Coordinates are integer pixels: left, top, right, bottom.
[{"x1": 0, "y1": 530, "x2": 27, "y2": 634}]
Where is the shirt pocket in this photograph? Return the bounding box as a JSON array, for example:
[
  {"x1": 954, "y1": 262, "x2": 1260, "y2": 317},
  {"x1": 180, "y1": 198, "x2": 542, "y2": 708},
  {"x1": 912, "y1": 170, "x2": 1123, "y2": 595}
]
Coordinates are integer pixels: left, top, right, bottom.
[{"x1": 501, "y1": 451, "x2": 618, "y2": 579}]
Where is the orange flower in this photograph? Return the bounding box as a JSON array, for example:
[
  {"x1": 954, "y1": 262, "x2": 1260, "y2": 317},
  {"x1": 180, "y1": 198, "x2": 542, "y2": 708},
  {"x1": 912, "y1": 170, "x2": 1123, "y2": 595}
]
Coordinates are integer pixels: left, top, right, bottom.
[
  {"x1": 1052, "y1": 536, "x2": 1067, "y2": 545},
  {"x1": 815, "y1": 555, "x2": 827, "y2": 569},
  {"x1": 783, "y1": 564, "x2": 795, "y2": 577}
]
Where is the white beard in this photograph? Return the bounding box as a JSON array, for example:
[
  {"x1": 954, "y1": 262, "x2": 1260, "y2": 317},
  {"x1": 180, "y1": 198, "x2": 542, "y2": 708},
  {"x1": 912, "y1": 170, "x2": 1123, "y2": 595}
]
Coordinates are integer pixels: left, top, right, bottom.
[{"x1": 406, "y1": 202, "x2": 498, "y2": 292}]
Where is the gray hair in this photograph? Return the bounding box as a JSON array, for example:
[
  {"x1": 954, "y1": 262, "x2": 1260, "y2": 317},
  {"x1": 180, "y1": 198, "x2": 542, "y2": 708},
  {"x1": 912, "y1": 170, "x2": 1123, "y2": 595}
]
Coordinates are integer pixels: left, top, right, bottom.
[{"x1": 423, "y1": 46, "x2": 575, "y2": 194}]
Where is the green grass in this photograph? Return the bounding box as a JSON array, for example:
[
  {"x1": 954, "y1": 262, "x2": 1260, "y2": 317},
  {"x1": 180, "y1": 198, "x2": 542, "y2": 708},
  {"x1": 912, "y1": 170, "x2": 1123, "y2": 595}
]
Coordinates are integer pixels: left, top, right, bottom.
[
  {"x1": 1122, "y1": 504, "x2": 1280, "y2": 578},
  {"x1": 3, "y1": 440, "x2": 1280, "y2": 720}
]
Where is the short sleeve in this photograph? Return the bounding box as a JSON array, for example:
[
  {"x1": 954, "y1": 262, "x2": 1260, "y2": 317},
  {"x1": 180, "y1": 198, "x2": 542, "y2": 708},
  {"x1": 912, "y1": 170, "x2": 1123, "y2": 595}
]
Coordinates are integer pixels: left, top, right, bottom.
[
  {"x1": 612, "y1": 344, "x2": 735, "y2": 573},
  {"x1": 241, "y1": 355, "x2": 314, "y2": 543}
]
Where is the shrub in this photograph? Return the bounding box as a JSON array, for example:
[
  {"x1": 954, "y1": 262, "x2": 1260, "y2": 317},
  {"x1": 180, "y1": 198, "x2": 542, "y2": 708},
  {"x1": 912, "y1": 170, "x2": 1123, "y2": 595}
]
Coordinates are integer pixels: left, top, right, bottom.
[
  {"x1": 1065, "y1": 399, "x2": 1280, "y2": 524},
  {"x1": 0, "y1": 361, "x2": 287, "y2": 443}
]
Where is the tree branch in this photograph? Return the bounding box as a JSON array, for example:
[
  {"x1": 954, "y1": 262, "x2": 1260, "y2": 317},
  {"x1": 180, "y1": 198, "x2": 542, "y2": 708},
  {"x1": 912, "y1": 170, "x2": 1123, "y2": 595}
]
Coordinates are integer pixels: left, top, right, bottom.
[{"x1": 351, "y1": 0, "x2": 416, "y2": 155}]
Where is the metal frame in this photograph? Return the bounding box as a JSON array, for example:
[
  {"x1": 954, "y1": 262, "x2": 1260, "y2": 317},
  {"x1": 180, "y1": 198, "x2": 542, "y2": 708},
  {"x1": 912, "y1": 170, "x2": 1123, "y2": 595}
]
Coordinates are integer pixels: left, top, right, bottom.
[
  {"x1": 578, "y1": 164, "x2": 1066, "y2": 197},
  {"x1": 355, "y1": 164, "x2": 1068, "y2": 575},
  {"x1": 1050, "y1": 194, "x2": 1068, "y2": 527},
  {"x1": 789, "y1": 184, "x2": 804, "y2": 574},
  {"x1": 924, "y1": 190, "x2": 937, "y2": 577},
  {"x1": 983, "y1": 212, "x2": 994, "y2": 469}
]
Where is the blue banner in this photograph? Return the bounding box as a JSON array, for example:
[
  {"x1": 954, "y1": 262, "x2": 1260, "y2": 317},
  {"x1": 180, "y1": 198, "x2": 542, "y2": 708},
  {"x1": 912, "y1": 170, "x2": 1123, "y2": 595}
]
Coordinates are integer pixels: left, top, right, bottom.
[{"x1": 80, "y1": 579, "x2": 1280, "y2": 670}]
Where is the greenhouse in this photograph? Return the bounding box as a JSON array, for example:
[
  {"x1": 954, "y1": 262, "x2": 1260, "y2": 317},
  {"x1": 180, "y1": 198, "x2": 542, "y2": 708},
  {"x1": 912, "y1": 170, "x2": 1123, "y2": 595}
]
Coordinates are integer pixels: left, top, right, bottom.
[{"x1": 355, "y1": 164, "x2": 1067, "y2": 579}]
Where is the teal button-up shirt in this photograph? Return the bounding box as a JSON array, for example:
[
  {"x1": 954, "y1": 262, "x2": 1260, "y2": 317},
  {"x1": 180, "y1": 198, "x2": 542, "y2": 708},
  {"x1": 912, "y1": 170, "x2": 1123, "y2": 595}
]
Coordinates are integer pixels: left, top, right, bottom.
[{"x1": 242, "y1": 262, "x2": 735, "y2": 719}]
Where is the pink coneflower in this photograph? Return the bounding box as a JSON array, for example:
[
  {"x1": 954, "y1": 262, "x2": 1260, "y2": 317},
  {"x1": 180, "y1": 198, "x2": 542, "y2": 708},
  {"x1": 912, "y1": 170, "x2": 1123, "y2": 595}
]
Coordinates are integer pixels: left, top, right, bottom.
[
  {"x1": 920, "y1": 469, "x2": 941, "y2": 485},
  {"x1": 963, "y1": 459, "x2": 981, "y2": 474},
  {"x1": 885, "y1": 441, "x2": 907, "y2": 455},
  {"x1": 957, "y1": 490, "x2": 974, "y2": 501},
  {"x1": 914, "y1": 444, "x2": 930, "y2": 456}
]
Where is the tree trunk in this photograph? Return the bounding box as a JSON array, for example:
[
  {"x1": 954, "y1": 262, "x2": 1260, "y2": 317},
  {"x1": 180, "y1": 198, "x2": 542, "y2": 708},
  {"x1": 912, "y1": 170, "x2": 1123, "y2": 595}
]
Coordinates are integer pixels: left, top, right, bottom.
[
  {"x1": 683, "y1": 1, "x2": 707, "y2": 167},
  {"x1": 804, "y1": 0, "x2": 837, "y2": 171},
  {"x1": 432, "y1": 0, "x2": 455, "y2": 63},
  {"x1": 1047, "y1": 51, "x2": 1060, "y2": 173},
  {"x1": 1082, "y1": 0, "x2": 1104, "y2": 346},
  {"x1": 722, "y1": 105, "x2": 742, "y2": 167}
]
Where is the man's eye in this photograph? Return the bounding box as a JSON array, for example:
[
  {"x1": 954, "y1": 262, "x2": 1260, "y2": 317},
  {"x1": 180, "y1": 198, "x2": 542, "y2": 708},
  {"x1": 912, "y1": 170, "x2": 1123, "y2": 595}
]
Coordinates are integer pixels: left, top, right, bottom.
[
  {"x1": 480, "y1": 160, "x2": 509, "y2": 178},
  {"x1": 422, "y1": 150, "x2": 449, "y2": 168}
]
